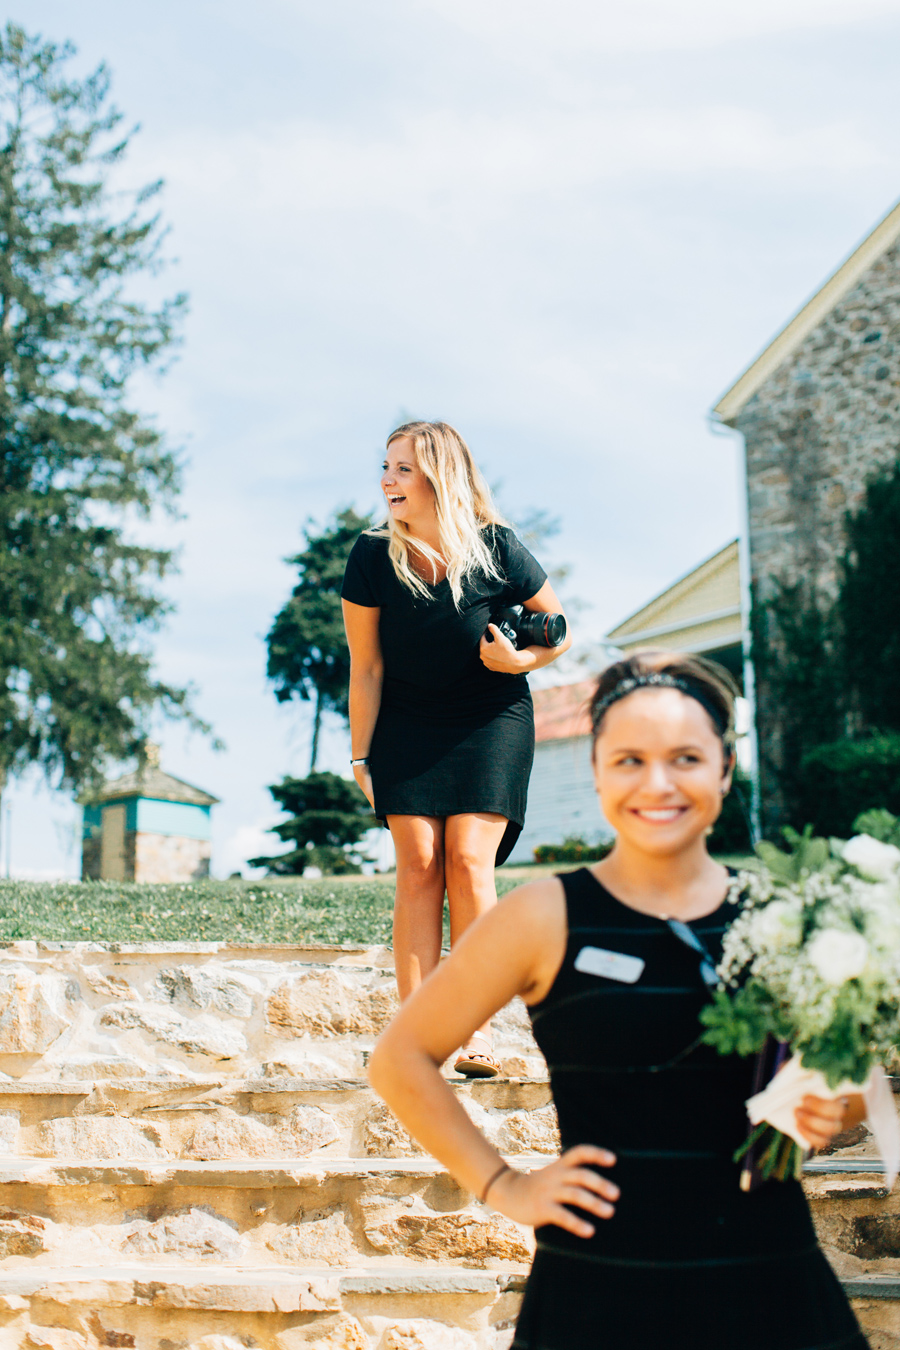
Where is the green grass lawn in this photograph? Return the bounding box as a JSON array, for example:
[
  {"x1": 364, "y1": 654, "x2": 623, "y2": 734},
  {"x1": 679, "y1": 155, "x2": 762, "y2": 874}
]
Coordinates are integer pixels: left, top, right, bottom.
[{"x1": 0, "y1": 857, "x2": 755, "y2": 947}]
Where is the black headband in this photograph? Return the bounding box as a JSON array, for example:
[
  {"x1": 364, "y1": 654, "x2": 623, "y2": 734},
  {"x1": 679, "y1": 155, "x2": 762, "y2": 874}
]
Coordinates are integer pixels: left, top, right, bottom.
[{"x1": 591, "y1": 672, "x2": 731, "y2": 741}]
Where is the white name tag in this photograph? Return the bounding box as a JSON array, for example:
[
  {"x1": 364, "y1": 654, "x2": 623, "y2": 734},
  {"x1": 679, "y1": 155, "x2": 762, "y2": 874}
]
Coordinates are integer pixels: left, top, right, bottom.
[{"x1": 574, "y1": 946, "x2": 645, "y2": 984}]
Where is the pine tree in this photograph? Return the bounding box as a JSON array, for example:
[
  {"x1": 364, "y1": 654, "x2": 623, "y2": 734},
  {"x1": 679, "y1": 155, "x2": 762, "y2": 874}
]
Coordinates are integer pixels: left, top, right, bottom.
[
  {"x1": 248, "y1": 771, "x2": 373, "y2": 875},
  {"x1": 840, "y1": 457, "x2": 900, "y2": 733},
  {"x1": 0, "y1": 24, "x2": 199, "y2": 800},
  {"x1": 266, "y1": 507, "x2": 373, "y2": 770}
]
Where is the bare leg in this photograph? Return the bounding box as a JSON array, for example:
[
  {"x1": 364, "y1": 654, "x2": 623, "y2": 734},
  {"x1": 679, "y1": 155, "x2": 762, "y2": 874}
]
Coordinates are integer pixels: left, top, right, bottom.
[
  {"x1": 386, "y1": 814, "x2": 445, "y2": 1002},
  {"x1": 444, "y1": 812, "x2": 508, "y2": 1063}
]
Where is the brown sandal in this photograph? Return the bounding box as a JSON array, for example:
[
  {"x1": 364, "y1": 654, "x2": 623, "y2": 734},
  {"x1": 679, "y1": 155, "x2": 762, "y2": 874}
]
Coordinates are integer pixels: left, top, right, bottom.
[{"x1": 454, "y1": 1032, "x2": 501, "y2": 1079}]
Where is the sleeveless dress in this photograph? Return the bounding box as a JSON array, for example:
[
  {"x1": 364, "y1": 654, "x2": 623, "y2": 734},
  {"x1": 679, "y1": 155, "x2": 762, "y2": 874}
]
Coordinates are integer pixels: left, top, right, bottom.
[
  {"x1": 514, "y1": 867, "x2": 868, "y2": 1350},
  {"x1": 340, "y1": 526, "x2": 547, "y2": 864}
]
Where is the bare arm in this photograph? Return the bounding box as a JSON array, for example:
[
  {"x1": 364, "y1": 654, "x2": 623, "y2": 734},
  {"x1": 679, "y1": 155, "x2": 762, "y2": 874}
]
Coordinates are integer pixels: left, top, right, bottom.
[
  {"x1": 342, "y1": 599, "x2": 383, "y2": 807},
  {"x1": 368, "y1": 881, "x2": 619, "y2": 1236},
  {"x1": 480, "y1": 579, "x2": 573, "y2": 675}
]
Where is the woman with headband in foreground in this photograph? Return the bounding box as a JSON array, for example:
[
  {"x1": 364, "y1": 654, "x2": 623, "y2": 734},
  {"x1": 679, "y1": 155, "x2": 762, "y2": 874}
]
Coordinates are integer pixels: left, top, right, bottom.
[{"x1": 368, "y1": 649, "x2": 868, "y2": 1349}]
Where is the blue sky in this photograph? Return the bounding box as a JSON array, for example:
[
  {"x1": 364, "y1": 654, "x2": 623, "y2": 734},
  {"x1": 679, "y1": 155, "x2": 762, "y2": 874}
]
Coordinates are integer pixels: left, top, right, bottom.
[{"x1": 7, "y1": 0, "x2": 900, "y2": 876}]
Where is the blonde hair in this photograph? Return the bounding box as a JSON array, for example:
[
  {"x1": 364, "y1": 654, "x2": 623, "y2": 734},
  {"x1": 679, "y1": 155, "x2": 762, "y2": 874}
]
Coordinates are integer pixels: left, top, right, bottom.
[{"x1": 373, "y1": 421, "x2": 507, "y2": 605}]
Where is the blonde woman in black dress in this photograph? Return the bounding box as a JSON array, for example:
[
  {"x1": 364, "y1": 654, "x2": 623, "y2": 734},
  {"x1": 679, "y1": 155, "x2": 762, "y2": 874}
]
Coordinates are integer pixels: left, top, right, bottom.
[
  {"x1": 368, "y1": 650, "x2": 869, "y2": 1349},
  {"x1": 341, "y1": 421, "x2": 571, "y2": 1076}
]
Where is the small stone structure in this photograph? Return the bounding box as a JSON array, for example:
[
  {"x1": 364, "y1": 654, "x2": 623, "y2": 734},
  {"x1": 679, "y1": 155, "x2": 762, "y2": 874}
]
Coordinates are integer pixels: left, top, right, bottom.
[
  {"x1": 81, "y1": 745, "x2": 219, "y2": 883},
  {"x1": 713, "y1": 198, "x2": 900, "y2": 822}
]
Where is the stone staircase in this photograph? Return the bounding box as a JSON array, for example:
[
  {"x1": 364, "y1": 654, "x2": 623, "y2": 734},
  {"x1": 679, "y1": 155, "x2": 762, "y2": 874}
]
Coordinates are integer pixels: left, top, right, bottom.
[{"x1": 0, "y1": 939, "x2": 895, "y2": 1349}]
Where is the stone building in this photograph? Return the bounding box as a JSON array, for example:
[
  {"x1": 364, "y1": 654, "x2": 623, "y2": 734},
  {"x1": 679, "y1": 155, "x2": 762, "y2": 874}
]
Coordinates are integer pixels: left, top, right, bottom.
[
  {"x1": 713, "y1": 197, "x2": 900, "y2": 824},
  {"x1": 82, "y1": 746, "x2": 219, "y2": 883}
]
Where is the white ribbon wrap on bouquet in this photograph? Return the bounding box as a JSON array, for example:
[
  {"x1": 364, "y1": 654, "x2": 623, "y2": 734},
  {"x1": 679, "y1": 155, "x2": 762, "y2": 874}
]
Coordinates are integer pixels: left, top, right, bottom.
[{"x1": 745, "y1": 1055, "x2": 900, "y2": 1189}]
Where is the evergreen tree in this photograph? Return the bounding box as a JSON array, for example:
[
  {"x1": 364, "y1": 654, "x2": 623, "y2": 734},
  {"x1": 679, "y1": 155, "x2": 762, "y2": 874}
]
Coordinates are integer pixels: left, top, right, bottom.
[
  {"x1": 0, "y1": 24, "x2": 197, "y2": 799},
  {"x1": 266, "y1": 507, "x2": 372, "y2": 770},
  {"x1": 840, "y1": 458, "x2": 900, "y2": 733},
  {"x1": 248, "y1": 770, "x2": 373, "y2": 875}
]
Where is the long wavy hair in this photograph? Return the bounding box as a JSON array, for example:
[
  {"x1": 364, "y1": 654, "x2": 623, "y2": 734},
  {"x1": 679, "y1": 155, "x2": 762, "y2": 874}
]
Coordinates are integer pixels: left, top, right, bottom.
[{"x1": 373, "y1": 421, "x2": 508, "y2": 606}]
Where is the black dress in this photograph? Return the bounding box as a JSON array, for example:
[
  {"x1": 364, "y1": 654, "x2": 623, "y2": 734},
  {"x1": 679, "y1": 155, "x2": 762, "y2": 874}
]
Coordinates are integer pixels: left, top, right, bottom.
[
  {"x1": 514, "y1": 868, "x2": 868, "y2": 1350},
  {"x1": 341, "y1": 526, "x2": 547, "y2": 864}
]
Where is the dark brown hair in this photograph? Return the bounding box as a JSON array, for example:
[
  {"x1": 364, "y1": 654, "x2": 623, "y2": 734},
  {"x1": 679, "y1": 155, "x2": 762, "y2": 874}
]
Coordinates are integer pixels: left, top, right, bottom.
[{"x1": 590, "y1": 649, "x2": 739, "y2": 760}]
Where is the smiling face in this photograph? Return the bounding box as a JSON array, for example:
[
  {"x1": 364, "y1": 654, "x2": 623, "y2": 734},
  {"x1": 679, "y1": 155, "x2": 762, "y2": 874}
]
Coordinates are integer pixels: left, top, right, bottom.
[
  {"x1": 592, "y1": 687, "x2": 732, "y2": 860},
  {"x1": 381, "y1": 436, "x2": 437, "y2": 531}
]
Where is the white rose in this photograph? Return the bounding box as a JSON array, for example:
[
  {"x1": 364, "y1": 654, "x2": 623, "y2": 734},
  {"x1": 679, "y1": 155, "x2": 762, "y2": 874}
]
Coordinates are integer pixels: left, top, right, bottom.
[
  {"x1": 843, "y1": 835, "x2": 900, "y2": 882},
  {"x1": 808, "y1": 927, "x2": 869, "y2": 985},
  {"x1": 750, "y1": 899, "x2": 802, "y2": 952},
  {"x1": 862, "y1": 884, "x2": 900, "y2": 946}
]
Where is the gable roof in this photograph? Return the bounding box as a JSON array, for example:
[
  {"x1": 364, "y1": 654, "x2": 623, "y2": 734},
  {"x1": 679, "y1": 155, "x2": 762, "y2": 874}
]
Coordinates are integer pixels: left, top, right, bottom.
[
  {"x1": 605, "y1": 540, "x2": 741, "y2": 654},
  {"x1": 713, "y1": 197, "x2": 900, "y2": 425},
  {"x1": 88, "y1": 766, "x2": 219, "y2": 808}
]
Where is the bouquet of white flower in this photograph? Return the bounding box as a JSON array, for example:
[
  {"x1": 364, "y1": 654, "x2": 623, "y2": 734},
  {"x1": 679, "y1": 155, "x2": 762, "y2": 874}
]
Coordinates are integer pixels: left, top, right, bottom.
[{"x1": 700, "y1": 811, "x2": 900, "y2": 1189}]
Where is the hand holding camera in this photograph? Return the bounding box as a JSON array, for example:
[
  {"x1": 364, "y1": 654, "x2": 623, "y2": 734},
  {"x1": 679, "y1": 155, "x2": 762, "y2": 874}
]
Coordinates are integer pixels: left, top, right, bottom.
[
  {"x1": 488, "y1": 605, "x2": 567, "y2": 650},
  {"x1": 479, "y1": 605, "x2": 568, "y2": 674}
]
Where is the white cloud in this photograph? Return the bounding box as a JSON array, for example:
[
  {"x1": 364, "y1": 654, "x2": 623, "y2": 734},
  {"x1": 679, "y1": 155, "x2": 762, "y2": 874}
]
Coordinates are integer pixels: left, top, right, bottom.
[{"x1": 218, "y1": 819, "x2": 288, "y2": 879}]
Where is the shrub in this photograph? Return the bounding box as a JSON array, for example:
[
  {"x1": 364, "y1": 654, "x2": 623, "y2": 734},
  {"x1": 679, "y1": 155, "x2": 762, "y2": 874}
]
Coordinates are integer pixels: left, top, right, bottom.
[
  {"x1": 533, "y1": 836, "x2": 613, "y2": 865},
  {"x1": 710, "y1": 768, "x2": 756, "y2": 854},
  {"x1": 796, "y1": 734, "x2": 900, "y2": 838}
]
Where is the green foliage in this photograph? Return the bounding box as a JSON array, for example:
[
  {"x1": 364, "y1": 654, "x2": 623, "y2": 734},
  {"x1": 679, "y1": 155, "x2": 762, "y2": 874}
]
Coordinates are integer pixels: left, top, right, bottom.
[
  {"x1": 0, "y1": 24, "x2": 198, "y2": 789},
  {"x1": 532, "y1": 836, "x2": 612, "y2": 865},
  {"x1": 796, "y1": 734, "x2": 900, "y2": 837},
  {"x1": 799, "y1": 1009, "x2": 875, "y2": 1090},
  {"x1": 699, "y1": 984, "x2": 778, "y2": 1058},
  {"x1": 751, "y1": 454, "x2": 900, "y2": 833},
  {"x1": 754, "y1": 824, "x2": 832, "y2": 882},
  {"x1": 853, "y1": 807, "x2": 900, "y2": 845},
  {"x1": 266, "y1": 507, "x2": 373, "y2": 770},
  {"x1": 840, "y1": 457, "x2": 900, "y2": 733},
  {"x1": 249, "y1": 770, "x2": 374, "y2": 876},
  {"x1": 709, "y1": 768, "x2": 754, "y2": 854},
  {"x1": 750, "y1": 577, "x2": 843, "y2": 832}
]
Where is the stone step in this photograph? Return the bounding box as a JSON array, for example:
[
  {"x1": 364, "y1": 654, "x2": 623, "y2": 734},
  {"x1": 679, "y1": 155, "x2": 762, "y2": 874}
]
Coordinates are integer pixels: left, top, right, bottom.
[
  {"x1": 0, "y1": 1150, "x2": 895, "y2": 1278},
  {"x1": 0, "y1": 943, "x2": 545, "y2": 1084},
  {"x1": 0, "y1": 1078, "x2": 557, "y2": 1163},
  {"x1": 0, "y1": 1263, "x2": 526, "y2": 1349},
  {"x1": 0, "y1": 1264, "x2": 895, "y2": 1350},
  {"x1": 0, "y1": 1157, "x2": 536, "y2": 1274},
  {"x1": 803, "y1": 1156, "x2": 900, "y2": 1285}
]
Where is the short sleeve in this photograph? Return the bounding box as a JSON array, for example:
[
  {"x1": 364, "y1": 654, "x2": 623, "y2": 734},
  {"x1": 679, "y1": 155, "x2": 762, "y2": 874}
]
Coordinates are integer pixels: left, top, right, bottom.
[
  {"x1": 341, "y1": 535, "x2": 382, "y2": 607},
  {"x1": 494, "y1": 526, "x2": 548, "y2": 604}
]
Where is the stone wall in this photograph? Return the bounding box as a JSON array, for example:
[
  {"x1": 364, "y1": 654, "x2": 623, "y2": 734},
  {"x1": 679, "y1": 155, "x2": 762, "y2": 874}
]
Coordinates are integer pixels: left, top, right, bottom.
[
  {"x1": 735, "y1": 238, "x2": 900, "y2": 825},
  {"x1": 81, "y1": 832, "x2": 211, "y2": 884},
  {"x1": 133, "y1": 832, "x2": 211, "y2": 883}
]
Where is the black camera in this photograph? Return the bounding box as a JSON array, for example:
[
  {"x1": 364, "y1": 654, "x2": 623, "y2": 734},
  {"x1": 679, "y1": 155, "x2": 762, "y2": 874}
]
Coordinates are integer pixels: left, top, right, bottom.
[{"x1": 489, "y1": 605, "x2": 567, "y2": 649}]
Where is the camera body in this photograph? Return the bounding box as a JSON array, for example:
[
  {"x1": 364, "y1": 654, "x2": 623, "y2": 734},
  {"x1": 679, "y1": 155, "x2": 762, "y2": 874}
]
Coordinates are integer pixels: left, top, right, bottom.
[{"x1": 490, "y1": 605, "x2": 567, "y2": 650}]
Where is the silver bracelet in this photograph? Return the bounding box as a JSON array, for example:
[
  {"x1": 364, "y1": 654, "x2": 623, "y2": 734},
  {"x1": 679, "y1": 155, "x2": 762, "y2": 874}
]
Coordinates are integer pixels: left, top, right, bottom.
[{"x1": 350, "y1": 757, "x2": 370, "y2": 767}]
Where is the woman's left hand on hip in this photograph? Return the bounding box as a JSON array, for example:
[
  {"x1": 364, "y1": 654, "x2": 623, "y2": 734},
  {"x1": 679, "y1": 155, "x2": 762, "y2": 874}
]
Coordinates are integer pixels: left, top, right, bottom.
[{"x1": 480, "y1": 624, "x2": 526, "y2": 673}]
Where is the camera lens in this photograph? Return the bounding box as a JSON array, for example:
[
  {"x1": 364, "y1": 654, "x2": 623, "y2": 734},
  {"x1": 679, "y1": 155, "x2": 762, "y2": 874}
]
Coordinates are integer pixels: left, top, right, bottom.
[
  {"x1": 516, "y1": 611, "x2": 567, "y2": 648},
  {"x1": 542, "y1": 614, "x2": 567, "y2": 647}
]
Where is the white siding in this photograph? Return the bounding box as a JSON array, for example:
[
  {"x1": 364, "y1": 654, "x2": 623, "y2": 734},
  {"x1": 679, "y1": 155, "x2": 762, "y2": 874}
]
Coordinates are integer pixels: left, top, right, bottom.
[{"x1": 506, "y1": 735, "x2": 611, "y2": 865}]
